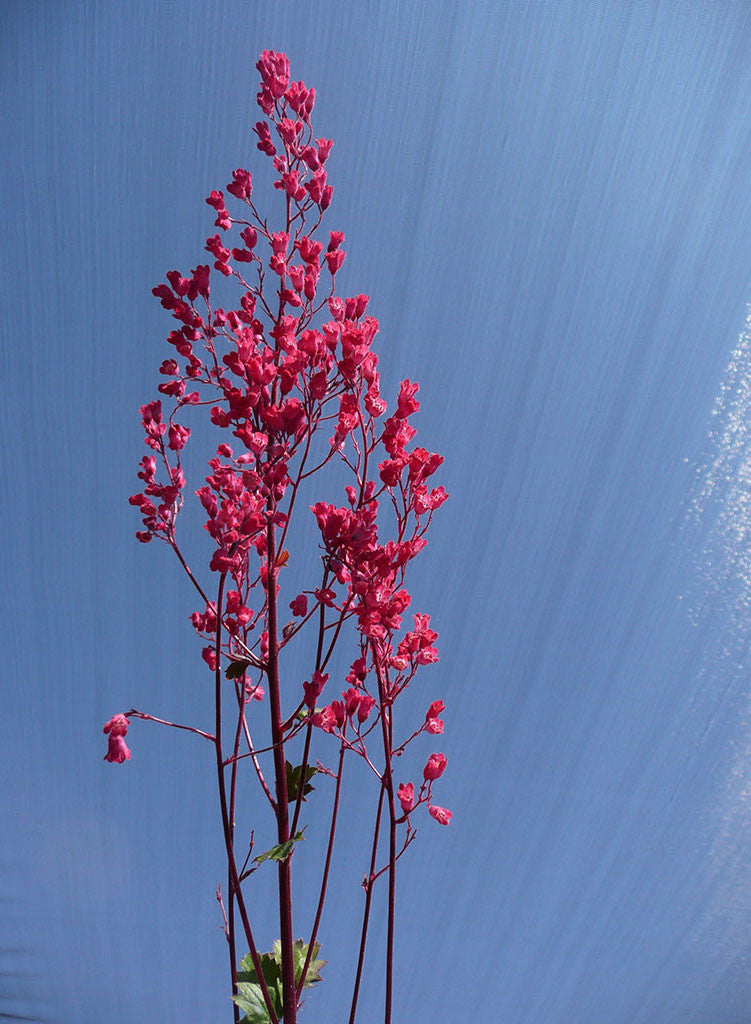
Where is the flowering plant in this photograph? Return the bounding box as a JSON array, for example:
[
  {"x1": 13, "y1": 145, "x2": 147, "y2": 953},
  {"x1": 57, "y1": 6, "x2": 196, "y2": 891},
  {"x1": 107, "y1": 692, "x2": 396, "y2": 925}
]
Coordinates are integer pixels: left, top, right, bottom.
[{"x1": 103, "y1": 49, "x2": 449, "y2": 1024}]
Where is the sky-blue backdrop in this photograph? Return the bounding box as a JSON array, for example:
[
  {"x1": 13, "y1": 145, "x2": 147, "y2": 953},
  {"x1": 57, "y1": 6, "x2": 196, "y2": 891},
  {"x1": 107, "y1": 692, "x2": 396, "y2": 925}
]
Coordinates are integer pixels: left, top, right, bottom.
[{"x1": 3, "y1": 2, "x2": 751, "y2": 1022}]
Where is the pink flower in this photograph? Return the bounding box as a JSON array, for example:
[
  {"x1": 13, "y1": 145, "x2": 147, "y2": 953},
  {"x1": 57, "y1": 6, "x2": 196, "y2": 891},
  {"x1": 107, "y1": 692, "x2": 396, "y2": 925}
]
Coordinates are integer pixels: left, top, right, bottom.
[
  {"x1": 425, "y1": 699, "x2": 445, "y2": 720},
  {"x1": 103, "y1": 713, "x2": 129, "y2": 736},
  {"x1": 397, "y1": 782, "x2": 415, "y2": 813},
  {"x1": 314, "y1": 587, "x2": 336, "y2": 607},
  {"x1": 423, "y1": 752, "x2": 447, "y2": 781},
  {"x1": 256, "y1": 49, "x2": 290, "y2": 109},
  {"x1": 356, "y1": 693, "x2": 376, "y2": 724},
  {"x1": 428, "y1": 805, "x2": 452, "y2": 826},
  {"x1": 303, "y1": 670, "x2": 328, "y2": 710},
  {"x1": 103, "y1": 714, "x2": 131, "y2": 764},
  {"x1": 168, "y1": 423, "x2": 191, "y2": 451},
  {"x1": 343, "y1": 687, "x2": 361, "y2": 718},
  {"x1": 346, "y1": 657, "x2": 368, "y2": 685},
  {"x1": 276, "y1": 117, "x2": 299, "y2": 147},
  {"x1": 396, "y1": 379, "x2": 419, "y2": 419},
  {"x1": 331, "y1": 700, "x2": 346, "y2": 728},
  {"x1": 317, "y1": 138, "x2": 334, "y2": 163},
  {"x1": 311, "y1": 705, "x2": 338, "y2": 733},
  {"x1": 379, "y1": 459, "x2": 406, "y2": 487},
  {"x1": 425, "y1": 699, "x2": 445, "y2": 733},
  {"x1": 254, "y1": 120, "x2": 276, "y2": 156},
  {"x1": 290, "y1": 593, "x2": 308, "y2": 617},
  {"x1": 191, "y1": 264, "x2": 210, "y2": 298},
  {"x1": 325, "y1": 249, "x2": 345, "y2": 275},
  {"x1": 226, "y1": 168, "x2": 252, "y2": 200}
]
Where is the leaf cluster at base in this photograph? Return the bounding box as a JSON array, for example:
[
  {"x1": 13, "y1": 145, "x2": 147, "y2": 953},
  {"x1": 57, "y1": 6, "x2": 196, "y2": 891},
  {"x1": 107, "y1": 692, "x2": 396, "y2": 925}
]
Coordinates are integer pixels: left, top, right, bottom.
[{"x1": 233, "y1": 939, "x2": 326, "y2": 1023}]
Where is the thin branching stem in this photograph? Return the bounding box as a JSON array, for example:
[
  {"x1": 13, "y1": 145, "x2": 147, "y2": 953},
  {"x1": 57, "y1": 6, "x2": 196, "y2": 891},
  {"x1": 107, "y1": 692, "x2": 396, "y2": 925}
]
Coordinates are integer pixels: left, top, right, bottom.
[
  {"x1": 213, "y1": 572, "x2": 279, "y2": 1024},
  {"x1": 348, "y1": 784, "x2": 386, "y2": 1024}
]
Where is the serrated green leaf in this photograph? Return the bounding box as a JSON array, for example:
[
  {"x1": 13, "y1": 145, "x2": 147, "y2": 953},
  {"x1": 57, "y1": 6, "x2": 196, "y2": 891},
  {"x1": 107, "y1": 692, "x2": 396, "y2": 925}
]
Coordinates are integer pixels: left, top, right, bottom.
[
  {"x1": 236, "y1": 938, "x2": 325, "y2": 1022},
  {"x1": 286, "y1": 762, "x2": 318, "y2": 802},
  {"x1": 301, "y1": 958, "x2": 326, "y2": 988},
  {"x1": 226, "y1": 659, "x2": 251, "y2": 679},
  {"x1": 237, "y1": 950, "x2": 258, "y2": 979},
  {"x1": 235, "y1": 950, "x2": 284, "y2": 1021},
  {"x1": 268, "y1": 938, "x2": 326, "y2": 988},
  {"x1": 237, "y1": 950, "x2": 281, "y2": 987},
  {"x1": 291, "y1": 938, "x2": 326, "y2": 988},
  {"x1": 254, "y1": 829, "x2": 307, "y2": 865},
  {"x1": 232, "y1": 982, "x2": 274, "y2": 1023}
]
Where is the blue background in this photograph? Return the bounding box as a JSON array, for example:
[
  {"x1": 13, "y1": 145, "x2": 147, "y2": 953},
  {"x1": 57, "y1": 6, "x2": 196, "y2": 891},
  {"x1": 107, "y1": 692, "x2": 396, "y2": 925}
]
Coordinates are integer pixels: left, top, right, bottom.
[{"x1": 3, "y1": 1, "x2": 751, "y2": 1021}]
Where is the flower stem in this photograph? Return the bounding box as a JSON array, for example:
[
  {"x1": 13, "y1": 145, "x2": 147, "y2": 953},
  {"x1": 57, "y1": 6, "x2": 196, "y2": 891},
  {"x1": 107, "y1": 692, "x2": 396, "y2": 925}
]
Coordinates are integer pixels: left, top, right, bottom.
[
  {"x1": 266, "y1": 520, "x2": 298, "y2": 1024},
  {"x1": 296, "y1": 743, "x2": 345, "y2": 1000},
  {"x1": 374, "y1": 655, "x2": 397, "y2": 1024},
  {"x1": 228, "y1": 867, "x2": 240, "y2": 1024},
  {"x1": 214, "y1": 572, "x2": 278, "y2": 1024},
  {"x1": 348, "y1": 784, "x2": 385, "y2": 1024}
]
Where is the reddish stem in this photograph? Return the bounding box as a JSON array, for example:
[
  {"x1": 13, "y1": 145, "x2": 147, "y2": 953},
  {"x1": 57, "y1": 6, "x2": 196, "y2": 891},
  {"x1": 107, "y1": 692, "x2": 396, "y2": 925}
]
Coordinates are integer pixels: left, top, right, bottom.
[
  {"x1": 374, "y1": 654, "x2": 397, "y2": 1024},
  {"x1": 296, "y1": 743, "x2": 345, "y2": 1000},
  {"x1": 213, "y1": 572, "x2": 278, "y2": 1024},
  {"x1": 227, "y1": 869, "x2": 240, "y2": 1024},
  {"x1": 125, "y1": 709, "x2": 214, "y2": 742},
  {"x1": 348, "y1": 784, "x2": 385, "y2": 1024},
  {"x1": 266, "y1": 519, "x2": 298, "y2": 1024}
]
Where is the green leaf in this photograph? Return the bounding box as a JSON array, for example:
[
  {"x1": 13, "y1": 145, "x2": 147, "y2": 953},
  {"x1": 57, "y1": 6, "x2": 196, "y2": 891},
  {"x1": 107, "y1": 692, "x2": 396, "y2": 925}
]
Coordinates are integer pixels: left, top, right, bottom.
[
  {"x1": 226, "y1": 659, "x2": 252, "y2": 679},
  {"x1": 235, "y1": 951, "x2": 283, "y2": 1022},
  {"x1": 291, "y1": 938, "x2": 326, "y2": 989},
  {"x1": 253, "y1": 828, "x2": 307, "y2": 865},
  {"x1": 285, "y1": 761, "x2": 318, "y2": 802},
  {"x1": 235, "y1": 938, "x2": 325, "y2": 1022},
  {"x1": 237, "y1": 951, "x2": 282, "y2": 991},
  {"x1": 233, "y1": 982, "x2": 274, "y2": 1024},
  {"x1": 268, "y1": 938, "x2": 326, "y2": 989}
]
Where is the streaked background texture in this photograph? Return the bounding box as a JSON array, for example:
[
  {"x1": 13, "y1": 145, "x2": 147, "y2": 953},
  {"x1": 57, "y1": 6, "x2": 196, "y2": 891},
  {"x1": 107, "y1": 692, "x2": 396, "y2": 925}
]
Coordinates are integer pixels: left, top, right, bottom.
[{"x1": 3, "y1": 2, "x2": 751, "y2": 1021}]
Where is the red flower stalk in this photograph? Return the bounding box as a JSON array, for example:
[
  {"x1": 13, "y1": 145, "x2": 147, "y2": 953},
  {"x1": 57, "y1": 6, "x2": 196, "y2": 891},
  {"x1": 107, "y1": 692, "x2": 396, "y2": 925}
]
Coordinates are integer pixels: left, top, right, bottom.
[{"x1": 103, "y1": 48, "x2": 449, "y2": 1024}]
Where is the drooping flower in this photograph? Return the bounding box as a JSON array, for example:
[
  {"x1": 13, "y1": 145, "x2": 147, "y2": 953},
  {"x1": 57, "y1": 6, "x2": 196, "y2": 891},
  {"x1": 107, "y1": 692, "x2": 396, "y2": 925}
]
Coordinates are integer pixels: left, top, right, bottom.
[
  {"x1": 397, "y1": 782, "x2": 415, "y2": 814},
  {"x1": 303, "y1": 671, "x2": 329, "y2": 710},
  {"x1": 356, "y1": 693, "x2": 376, "y2": 724},
  {"x1": 428, "y1": 805, "x2": 452, "y2": 826},
  {"x1": 425, "y1": 699, "x2": 445, "y2": 720},
  {"x1": 425, "y1": 699, "x2": 445, "y2": 734},
  {"x1": 103, "y1": 714, "x2": 131, "y2": 764},
  {"x1": 423, "y1": 752, "x2": 447, "y2": 781}
]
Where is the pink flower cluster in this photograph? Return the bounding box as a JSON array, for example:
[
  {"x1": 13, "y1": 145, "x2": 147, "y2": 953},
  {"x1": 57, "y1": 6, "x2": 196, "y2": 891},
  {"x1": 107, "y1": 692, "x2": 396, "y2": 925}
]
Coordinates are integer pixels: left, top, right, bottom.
[{"x1": 108, "y1": 45, "x2": 451, "y2": 847}]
